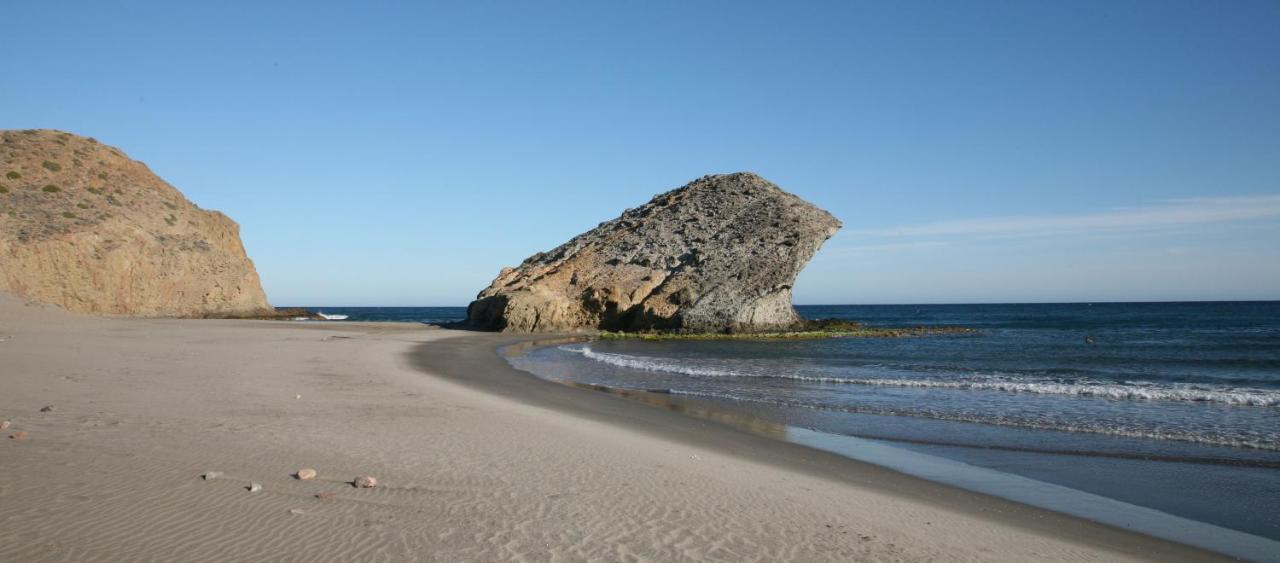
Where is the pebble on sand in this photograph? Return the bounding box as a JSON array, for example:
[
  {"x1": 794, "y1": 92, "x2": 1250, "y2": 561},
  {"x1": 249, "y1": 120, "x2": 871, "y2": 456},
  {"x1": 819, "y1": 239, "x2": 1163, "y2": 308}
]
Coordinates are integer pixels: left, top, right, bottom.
[
  {"x1": 202, "y1": 471, "x2": 224, "y2": 480},
  {"x1": 39, "y1": 405, "x2": 54, "y2": 413},
  {"x1": 249, "y1": 483, "x2": 263, "y2": 492},
  {"x1": 353, "y1": 475, "x2": 377, "y2": 489},
  {"x1": 295, "y1": 468, "x2": 317, "y2": 481},
  {"x1": 289, "y1": 508, "x2": 305, "y2": 515},
  {"x1": 9, "y1": 431, "x2": 28, "y2": 441},
  {"x1": 0, "y1": 420, "x2": 10, "y2": 430}
]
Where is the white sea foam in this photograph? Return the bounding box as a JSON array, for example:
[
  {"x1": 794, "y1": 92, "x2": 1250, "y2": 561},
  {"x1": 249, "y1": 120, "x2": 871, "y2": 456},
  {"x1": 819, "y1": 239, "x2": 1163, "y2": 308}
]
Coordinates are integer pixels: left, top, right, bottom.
[{"x1": 563, "y1": 345, "x2": 1280, "y2": 407}]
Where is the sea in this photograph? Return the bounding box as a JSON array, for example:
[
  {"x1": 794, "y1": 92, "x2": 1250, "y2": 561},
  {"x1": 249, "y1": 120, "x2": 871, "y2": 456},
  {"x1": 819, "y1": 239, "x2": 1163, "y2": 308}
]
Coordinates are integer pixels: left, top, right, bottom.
[{"x1": 300, "y1": 302, "x2": 1280, "y2": 555}]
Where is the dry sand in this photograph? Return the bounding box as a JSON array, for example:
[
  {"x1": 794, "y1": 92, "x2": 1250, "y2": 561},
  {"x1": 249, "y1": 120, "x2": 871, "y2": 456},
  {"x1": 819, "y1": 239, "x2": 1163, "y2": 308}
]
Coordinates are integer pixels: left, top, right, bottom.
[{"x1": 0, "y1": 293, "x2": 1223, "y2": 561}]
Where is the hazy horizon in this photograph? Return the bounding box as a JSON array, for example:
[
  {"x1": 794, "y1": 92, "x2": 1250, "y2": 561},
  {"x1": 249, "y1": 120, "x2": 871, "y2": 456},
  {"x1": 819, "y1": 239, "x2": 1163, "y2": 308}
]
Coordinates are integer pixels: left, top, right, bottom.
[{"x1": 4, "y1": 1, "x2": 1278, "y2": 305}]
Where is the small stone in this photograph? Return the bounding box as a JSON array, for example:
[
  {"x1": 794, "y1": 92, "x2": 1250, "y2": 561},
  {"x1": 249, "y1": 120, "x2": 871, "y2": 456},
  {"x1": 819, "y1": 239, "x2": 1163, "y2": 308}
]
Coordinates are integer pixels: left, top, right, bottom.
[
  {"x1": 202, "y1": 471, "x2": 224, "y2": 480},
  {"x1": 39, "y1": 405, "x2": 54, "y2": 413},
  {"x1": 288, "y1": 508, "x2": 305, "y2": 515},
  {"x1": 248, "y1": 483, "x2": 262, "y2": 492},
  {"x1": 295, "y1": 394, "x2": 302, "y2": 400},
  {"x1": 0, "y1": 420, "x2": 10, "y2": 430},
  {"x1": 9, "y1": 431, "x2": 28, "y2": 441},
  {"x1": 353, "y1": 475, "x2": 377, "y2": 489},
  {"x1": 295, "y1": 468, "x2": 317, "y2": 481}
]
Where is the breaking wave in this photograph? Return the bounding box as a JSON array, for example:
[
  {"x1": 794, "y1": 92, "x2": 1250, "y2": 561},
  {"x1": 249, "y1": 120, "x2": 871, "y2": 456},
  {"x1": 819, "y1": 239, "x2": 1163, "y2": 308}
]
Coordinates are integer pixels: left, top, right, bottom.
[{"x1": 564, "y1": 345, "x2": 1280, "y2": 407}]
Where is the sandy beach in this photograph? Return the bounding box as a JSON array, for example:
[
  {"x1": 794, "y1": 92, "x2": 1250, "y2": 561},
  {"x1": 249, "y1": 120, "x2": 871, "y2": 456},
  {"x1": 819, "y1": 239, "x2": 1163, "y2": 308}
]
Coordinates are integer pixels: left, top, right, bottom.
[{"x1": 0, "y1": 293, "x2": 1226, "y2": 562}]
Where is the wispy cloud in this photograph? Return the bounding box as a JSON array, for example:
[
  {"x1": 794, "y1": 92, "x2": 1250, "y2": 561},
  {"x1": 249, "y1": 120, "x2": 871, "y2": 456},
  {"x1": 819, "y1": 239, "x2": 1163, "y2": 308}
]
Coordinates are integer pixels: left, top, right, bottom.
[{"x1": 847, "y1": 195, "x2": 1280, "y2": 240}]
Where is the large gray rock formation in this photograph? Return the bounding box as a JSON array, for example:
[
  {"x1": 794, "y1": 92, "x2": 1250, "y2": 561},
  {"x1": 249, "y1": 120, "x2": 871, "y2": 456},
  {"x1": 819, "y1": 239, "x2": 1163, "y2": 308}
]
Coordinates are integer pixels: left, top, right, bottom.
[
  {"x1": 468, "y1": 172, "x2": 841, "y2": 333},
  {"x1": 0, "y1": 129, "x2": 272, "y2": 317}
]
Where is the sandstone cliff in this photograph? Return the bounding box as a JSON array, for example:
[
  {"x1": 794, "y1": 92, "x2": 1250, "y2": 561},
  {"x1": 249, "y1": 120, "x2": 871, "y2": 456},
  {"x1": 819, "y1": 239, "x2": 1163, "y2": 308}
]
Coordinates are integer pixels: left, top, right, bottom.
[
  {"x1": 468, "y1": 172, "x2": 841, "y2": 333},
  {"x1": 0, "y1": 129, "x2": 271, "y2": 317}
]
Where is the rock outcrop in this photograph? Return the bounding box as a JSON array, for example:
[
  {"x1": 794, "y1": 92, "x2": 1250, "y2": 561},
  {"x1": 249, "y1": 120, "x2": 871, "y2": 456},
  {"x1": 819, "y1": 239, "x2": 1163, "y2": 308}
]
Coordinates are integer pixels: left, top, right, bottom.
[
  {"x1": 0, "y1": 129, "x2": 271, "y2": 317},
  {"x1": 468, "y1": 172, "x2": 841, "y2": 333}
]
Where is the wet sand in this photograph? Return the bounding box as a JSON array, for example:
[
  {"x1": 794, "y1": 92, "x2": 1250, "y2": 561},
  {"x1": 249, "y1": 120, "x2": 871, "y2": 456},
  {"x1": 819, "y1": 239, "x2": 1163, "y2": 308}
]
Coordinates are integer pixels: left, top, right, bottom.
[{"x1": 0, "y1": 294, "x2": 1226, "y2": 561}]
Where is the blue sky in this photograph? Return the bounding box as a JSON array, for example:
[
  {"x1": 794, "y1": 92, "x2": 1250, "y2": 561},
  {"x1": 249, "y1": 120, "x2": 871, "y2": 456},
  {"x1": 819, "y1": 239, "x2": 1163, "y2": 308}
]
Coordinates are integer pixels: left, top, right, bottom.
[{"x1": 3, "y1": 1, "x2": 1278, "y2": 305}]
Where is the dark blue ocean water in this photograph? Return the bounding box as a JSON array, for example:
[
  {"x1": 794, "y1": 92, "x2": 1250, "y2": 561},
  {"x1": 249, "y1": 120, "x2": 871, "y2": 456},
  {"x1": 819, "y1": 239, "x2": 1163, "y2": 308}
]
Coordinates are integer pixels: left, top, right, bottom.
[
  {"x1": 290, "y1": 306, "x2": 467, "y2": 325},
  {"x1": 301, "y1": 302, "x2": 1280, "y2": 542}
]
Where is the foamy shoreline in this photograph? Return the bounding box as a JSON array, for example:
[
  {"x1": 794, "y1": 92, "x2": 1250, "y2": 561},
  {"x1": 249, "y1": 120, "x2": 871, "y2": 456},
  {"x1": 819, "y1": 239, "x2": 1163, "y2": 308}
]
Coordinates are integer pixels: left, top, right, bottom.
[{"x1": 0, "y1": 294, "x2": 1226, "y2": 561}]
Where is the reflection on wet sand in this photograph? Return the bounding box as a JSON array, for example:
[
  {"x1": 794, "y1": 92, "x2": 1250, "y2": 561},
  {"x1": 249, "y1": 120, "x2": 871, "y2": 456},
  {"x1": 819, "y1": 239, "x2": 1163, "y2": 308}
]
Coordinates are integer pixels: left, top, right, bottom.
[
  {"x1": 502, "y1": 338, "x2": 786, "y2": 439},
  {"x1": 559, "y1": 380, "x2": 788, "y2": 439}
]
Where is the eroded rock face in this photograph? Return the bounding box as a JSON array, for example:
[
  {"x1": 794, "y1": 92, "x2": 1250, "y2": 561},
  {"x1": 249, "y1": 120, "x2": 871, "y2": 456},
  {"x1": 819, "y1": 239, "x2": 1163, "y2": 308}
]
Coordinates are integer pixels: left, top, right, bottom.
[
  {"x1": 468, "y1": 172, "x2": 841, "y2": 333},
  {"x1": 0, "y1": 129, "x2": 271, "y2": 317}
]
